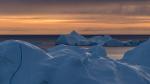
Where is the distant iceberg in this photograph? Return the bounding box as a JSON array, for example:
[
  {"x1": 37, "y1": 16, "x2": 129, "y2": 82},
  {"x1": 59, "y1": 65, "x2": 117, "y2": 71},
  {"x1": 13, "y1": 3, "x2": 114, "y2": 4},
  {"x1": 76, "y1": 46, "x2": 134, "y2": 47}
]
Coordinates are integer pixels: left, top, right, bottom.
[
  {"x1": 56, "y1": 31, "x2": 90, "y2": 46},
  {"x1": 56, "y1": 31, "x2": 114, "y2": 46},
  {"x1": 104, "y1": 39, "x2": 125, "y2": 47},
  {"x1": 88, "y1": 35, "x2": 112, "y2": 45},
  {"x1": 56, "y1": 31, "x2": 146, "y2": 47},
  {"x1": 124, "y1": 40, "x2": 146, "y2": 46}
]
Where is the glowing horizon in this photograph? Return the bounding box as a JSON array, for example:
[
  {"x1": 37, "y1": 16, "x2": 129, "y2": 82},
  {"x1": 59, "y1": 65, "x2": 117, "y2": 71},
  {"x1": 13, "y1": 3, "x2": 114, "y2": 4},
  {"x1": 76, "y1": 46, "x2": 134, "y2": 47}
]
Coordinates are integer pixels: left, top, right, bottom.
[{"x1": 0, "y1": 1, "x2": 150, "y2": 35}]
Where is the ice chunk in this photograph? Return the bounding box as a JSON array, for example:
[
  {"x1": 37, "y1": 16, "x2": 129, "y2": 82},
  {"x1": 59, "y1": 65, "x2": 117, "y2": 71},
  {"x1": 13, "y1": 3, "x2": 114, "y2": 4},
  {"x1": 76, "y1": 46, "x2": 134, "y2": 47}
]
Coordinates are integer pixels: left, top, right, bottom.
[
  {"x1": 47, "y1": 44, "x2": 86, "y2": 58},
  {"x1": 88, "y1": 36, "x2": 105, "y2": 45},
  {"x1": 0, "y1": 41, "x2": 23, "y2": 84},
  {"x1": 122, "y1": 39, "x2": 150, "y2": 67},
  {"x1": 0, "y1": 40, "x2": 52, "y2": 84},
  {"x1": 124, "y1": 40, "x2": 145, "y2": 46},
  {"x1": 47, "y1": 55, "x2": 149, "y2": 84},
  {"x1": 89, "y1": 35, "x2": 112, "y2": 45},
  {"x1": 87, "y1": 45, "x2": 107, "y2": 58},
  {"x1": 56, "y1": 31, "x2": 113, "y2": 46},
  {"x1": 47, "y1": 44, "x2": 107, "y2": 59},
  {"x1": 104, "y1": 39, "x2": 125, "y2": 47}
]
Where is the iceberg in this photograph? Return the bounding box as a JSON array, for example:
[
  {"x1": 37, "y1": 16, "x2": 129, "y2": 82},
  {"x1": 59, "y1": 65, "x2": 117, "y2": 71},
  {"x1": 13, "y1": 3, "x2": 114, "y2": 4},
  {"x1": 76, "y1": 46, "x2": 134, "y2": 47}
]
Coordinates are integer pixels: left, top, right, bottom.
[
  {"x1": 124, "y1": 40, "x2": 145, "y2": 46},
  {"x1": 47, "y1": 44, "x2": 107, "y2": 59},
  {"x1": 88, "y1": 35, "x2": 112, "y2": 45},
  {"x1": 122, "y1": 39, "x2": 150, "y2": 67},
  {"x1": 56, "y1": 31, "x2": 90, "y2": 46},
  {"x1": 104, "y1": 39, "x2": 125, "y2": 47},
  {"x1": 0, "y1": 40, "x2": 53, "y2": 84},
  {"x1": 56, "y1": 32, "x2": 113, "y2": 46}
]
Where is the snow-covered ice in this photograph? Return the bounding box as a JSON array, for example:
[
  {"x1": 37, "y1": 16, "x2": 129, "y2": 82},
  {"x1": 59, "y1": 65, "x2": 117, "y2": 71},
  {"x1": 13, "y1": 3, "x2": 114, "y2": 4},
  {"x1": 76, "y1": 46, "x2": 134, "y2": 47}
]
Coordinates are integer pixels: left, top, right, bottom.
[
  {"x1": 0, "y1": 40, "x2": 53, "y2": 84},
  {"x1": 0, "y1": 40, "x2": 149, "y2": 84},
  {"x1": 56, "y1": 31, "x2": 90, "y2": 46},
  {"x1": 104, "y1": 39, "x2": 125, "y2": 47},
  {"x1": 122, "y1": 39, "x2": 150, "y2": 67}
]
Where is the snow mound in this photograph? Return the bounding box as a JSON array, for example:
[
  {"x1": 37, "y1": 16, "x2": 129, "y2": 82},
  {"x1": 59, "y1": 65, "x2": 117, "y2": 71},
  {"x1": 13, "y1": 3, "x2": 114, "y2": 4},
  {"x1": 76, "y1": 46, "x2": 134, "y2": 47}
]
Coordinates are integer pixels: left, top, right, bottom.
[
  {"x1": 47, "y1": 44, "x2": 150, "y2": 84},
  {"x1": 47, "y1": 44, "x2": 107, "y2": 59},
  {"x1": 0, "y1": 40, "x2": 52, "y2": 84},
  {"x1": 47, "y1": 44, "x2": 87, "y2": 58},
  {"x1": 56, "y1": 31, "x2": 89, "y2": 46},
  {"x1": 0, "y1": 40, "x2": 150, "y2": 84},
  {"x1": 122, "y1": 39, "x2": 150, "y2": 67},
  {"x1": 47, "y1": 55, "x2": 150, "y2": 84}
]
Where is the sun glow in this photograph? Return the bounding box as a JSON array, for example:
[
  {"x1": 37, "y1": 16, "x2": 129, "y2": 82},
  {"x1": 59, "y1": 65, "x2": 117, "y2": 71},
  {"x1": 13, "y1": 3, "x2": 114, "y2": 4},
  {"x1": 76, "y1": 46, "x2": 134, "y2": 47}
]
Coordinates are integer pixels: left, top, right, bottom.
[{"x1": 0, "y1": 15, "x2": 150, "y2": 35}]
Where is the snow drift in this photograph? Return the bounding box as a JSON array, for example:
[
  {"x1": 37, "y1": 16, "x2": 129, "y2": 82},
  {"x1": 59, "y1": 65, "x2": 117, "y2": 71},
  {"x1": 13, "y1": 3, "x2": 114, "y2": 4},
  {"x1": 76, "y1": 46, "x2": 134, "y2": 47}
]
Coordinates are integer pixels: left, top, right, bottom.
[
  {"x1": 0, "y1": 40, "x2": 149, "y2": 84},
  {"x1": 0, "y1": 40, "x2": 53, "y2": 84},
  {"x1": 122, "y1": 39, "x2": 150, "y2": 67},
  {"x1": 47, "y1": 51, "x2": 150, "y2": 84},
  {"x1": 47, "y1": 44, "x2": 107, "y2": 59},
  {"x1": 47, "y1": 43, "x2": 150, "y2": 84}
]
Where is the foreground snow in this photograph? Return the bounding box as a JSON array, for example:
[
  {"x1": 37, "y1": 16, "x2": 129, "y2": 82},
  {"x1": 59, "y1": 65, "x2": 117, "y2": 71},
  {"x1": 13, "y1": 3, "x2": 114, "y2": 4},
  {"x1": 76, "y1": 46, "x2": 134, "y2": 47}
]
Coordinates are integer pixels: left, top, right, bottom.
[{"x1": 0, "y1": 40, "x2": 149, "y2": 84}]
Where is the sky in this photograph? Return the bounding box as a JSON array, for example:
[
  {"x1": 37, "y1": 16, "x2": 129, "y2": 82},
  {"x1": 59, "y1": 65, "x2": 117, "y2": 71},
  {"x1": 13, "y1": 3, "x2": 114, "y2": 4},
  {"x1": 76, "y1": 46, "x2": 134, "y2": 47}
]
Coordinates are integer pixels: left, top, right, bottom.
[{"x1": 0, "y1": 0, "x2": 150, "y2": 35}]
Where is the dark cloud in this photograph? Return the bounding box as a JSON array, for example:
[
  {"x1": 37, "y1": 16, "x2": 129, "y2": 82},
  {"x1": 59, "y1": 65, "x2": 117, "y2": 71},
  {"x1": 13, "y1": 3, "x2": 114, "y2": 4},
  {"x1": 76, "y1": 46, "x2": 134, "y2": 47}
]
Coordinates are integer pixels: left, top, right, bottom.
[
  {"x1": 0, "y1": 0, "x2": 149, "y2": 4},
  {"x1": 0, "y1": 0, "x2": 149, "y2": 16},
  {"x1": 0, "y1": 2, "x2": 149, "y2": 16}
]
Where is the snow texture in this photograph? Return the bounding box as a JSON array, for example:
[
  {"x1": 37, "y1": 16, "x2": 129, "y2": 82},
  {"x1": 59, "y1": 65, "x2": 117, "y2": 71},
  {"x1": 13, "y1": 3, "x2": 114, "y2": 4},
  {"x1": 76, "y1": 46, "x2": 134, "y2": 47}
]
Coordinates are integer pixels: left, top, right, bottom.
[
  {"x1": 0, "y1": 40, "x2": 149, "y2": 84},
  {"x1": 47, "y1": 44, "x2": 107, "y2": 59},
  {"x1": 122, "y1": 39, "x2": 150, "y2": 67},
  {"x1": 0, "y1": 40, "x2": 53, "y2": 84}
]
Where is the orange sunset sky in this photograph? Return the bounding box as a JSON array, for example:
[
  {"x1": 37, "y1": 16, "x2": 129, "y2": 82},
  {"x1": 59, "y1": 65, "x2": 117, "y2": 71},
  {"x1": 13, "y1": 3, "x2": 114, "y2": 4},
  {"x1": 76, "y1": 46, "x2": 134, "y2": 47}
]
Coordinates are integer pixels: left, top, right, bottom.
[{"x1": 0, "y1": 0, "x2": 150, "y2": 35}]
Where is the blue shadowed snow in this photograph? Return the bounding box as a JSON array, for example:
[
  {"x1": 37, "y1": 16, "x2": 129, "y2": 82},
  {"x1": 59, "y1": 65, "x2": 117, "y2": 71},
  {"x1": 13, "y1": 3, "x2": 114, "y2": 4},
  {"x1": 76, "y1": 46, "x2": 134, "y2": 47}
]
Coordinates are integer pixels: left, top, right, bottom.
[
  {"x1": 122, "y1": 39, "x2": 150, "y2": 67},
  {"x1": 46, "y1": 56, "x2": 150, "y2": 84},
  {"x1": 0, "y1": 40, "x2": 150, "y2": 84},
  {"x1": 47, "y1": 44, "x2": 107, "y2": 59},
  {"x1": 0, "y1": 40, "x2": 53, "y2": 84}
]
